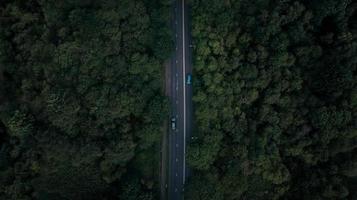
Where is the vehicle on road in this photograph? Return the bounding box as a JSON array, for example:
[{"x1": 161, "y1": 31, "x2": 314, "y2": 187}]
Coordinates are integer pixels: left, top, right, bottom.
[
  {"x1": 171, "y1": 117, "x2": 176, "y2": 130},
  {"x1": 186, "y1": 73, "x2": 192, "y2": 85}
]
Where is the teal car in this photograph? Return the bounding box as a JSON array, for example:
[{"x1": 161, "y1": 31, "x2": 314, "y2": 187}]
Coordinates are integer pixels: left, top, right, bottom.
[{"x1": 186, "y1": 73, "x2": 192, "y2": 85}]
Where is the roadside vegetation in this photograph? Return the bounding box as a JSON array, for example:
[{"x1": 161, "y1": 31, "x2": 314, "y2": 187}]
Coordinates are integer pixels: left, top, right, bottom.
[
  {"x1": 186, "y1": 0, "x2": 357, "y2": 199},
  {"x1": 0, "y1": 0, "x2": 171, "y2": 199}
]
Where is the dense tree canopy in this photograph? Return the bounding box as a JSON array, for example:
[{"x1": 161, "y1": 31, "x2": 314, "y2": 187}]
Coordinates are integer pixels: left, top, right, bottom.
[
  {"x1": 1, "y1": 0, "x2": 356, "y2": 199},
  {"x1": 186, "y1": 0, "x2": 357, "y2": 199},
  {"x1": 0, "y1": 0, "x2": 171, "y2": 199}
]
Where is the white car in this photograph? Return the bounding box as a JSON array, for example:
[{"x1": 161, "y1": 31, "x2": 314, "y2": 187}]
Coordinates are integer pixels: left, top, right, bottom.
[{"x1": 171, "y1": 117, "x2": 176, "y2": 130}]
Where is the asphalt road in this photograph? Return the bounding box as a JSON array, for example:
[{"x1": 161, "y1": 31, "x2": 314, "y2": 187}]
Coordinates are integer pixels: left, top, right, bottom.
[{"x1": 166, "y1": 0, "x2": 192, "y2": 199}]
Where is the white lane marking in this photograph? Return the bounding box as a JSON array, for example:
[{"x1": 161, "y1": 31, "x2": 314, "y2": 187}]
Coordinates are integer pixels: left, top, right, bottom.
[
  {"x1": 176, "y1": 86, "x2": 178, "y2": 91},
  {"x1": 176, "y1": 173, "x2": 178, "y2": 177},
  {"x1": 176, "y1": 100, "x2": 178, "y2": 104},
  {"x1": 176, "y1": 143, "x2": 178, "y2": 147},
  {"x1": 182, "y1": 0, "x2": 187, "y2": 185},
  {"x1": 176, "y1": 34, "x2": 178, "y2": 38},
  {"x1": 176, "y1": 158, "x2": 178, "y2": 162},
  {"x1": 176, "y1": 73, "x2": 178, "y2": 77}
]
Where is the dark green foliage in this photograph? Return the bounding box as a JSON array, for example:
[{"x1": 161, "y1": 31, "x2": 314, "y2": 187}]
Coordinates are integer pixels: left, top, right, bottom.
[
  {"x1": 32, "y1": 163, "x2": 107, "y2": 200},
  {"x1": 0, "y1": 0, "x2": 170, "y2": 199},
  {"x1": 186, "y1": 0, "x2": 357, "y2": 199}
]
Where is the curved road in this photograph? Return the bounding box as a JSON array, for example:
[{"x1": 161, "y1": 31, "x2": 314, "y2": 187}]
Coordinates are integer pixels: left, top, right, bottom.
[{"x1": 164, "y1": 0, "x2": 192, "y2": 199}]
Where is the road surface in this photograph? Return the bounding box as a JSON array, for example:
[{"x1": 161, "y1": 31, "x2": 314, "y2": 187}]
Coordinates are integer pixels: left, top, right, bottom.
[{"x1": 165, "y1": 0, "x2": 192, "y2": 199}]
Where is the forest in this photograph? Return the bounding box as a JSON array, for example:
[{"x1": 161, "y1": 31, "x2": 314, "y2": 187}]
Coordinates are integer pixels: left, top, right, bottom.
[
  {"x1": 1, "y1": 0, "x2": 357, "y2": 199},
  {"x1": 0, "y1": 0, "x2": 171, "y2": 199},
  {"x1": 186, "y1": 0, "x2": 357, "y2": 199}
]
